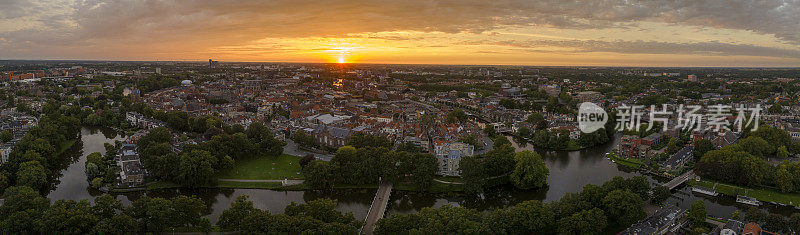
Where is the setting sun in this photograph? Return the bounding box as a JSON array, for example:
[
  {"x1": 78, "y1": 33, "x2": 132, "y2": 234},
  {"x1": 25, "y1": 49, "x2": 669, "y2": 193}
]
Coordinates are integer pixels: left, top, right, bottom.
[{"x1": 338, "y1": 56, "x2": 345, "y2": 63}]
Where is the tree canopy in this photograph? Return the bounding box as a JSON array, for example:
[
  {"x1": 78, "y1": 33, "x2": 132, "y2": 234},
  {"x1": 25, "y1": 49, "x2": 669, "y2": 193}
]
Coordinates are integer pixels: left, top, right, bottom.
[
  {"x1": 509, "y1": 150, "x2": 549, "y2": 190},
  {"x1": 375, "y1": 176, "x2": 650, "y2": 234}
]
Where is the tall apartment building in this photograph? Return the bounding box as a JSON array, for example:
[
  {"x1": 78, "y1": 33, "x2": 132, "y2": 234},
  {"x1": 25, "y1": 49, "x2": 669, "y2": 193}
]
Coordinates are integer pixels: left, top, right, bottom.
[{"x1": 433, "y1": 141, "x2": 474, "y2": 176}]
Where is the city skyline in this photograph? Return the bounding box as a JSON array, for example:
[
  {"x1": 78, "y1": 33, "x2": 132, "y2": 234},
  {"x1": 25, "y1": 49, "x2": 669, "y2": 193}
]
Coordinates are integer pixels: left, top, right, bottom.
[{"x1": 2, "y1": 0, "x2": 800, "y2": 67}]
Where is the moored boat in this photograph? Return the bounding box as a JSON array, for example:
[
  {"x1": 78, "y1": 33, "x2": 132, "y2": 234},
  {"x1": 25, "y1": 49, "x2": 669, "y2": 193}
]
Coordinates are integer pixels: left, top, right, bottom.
[
  {"x1": 736, "y1": 195, "x2": 762, "y2": 206},
  {"x1": 691, "y1": 186, "x2": 719, "y2": 197}
]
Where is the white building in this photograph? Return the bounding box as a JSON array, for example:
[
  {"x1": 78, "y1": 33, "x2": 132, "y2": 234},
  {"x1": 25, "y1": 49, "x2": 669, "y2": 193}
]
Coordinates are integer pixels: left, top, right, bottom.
[
  {"x1": 126, "y1": 112, "x2": 166, "y2": 129},
  {"x1": 0, "y1": 143, "x2": 13, "y2": 163},
  {"x1": 433, "y1": 141, "x2": 474, "y2": 176}
]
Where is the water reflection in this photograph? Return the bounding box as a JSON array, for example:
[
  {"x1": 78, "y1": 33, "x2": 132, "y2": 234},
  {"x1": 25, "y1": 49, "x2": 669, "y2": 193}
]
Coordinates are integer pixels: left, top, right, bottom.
[
  {"x1": 48, "y1": 127, "x2": 798, "y2": 223},
  {"x1": 116, "y1": 188, "x2": 375, "y2": 224},
  {"x1": 506, "y1": 135, "x2": 639, "y2": 201},
  {"x1": 47, "y1": 127, "x2": 125, "y2": 201}
]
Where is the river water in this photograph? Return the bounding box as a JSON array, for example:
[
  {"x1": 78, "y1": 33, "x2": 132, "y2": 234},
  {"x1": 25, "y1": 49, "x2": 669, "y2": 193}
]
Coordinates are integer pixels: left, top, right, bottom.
[{"x1": 47, "y1": 127, "x2": 798, "y2": 224}]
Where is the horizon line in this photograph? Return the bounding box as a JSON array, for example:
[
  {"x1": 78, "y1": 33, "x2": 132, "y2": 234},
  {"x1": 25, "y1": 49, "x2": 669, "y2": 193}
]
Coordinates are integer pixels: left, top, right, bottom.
[{"x1": 1, "y1": 59, "x2": 799, "y2": 69}]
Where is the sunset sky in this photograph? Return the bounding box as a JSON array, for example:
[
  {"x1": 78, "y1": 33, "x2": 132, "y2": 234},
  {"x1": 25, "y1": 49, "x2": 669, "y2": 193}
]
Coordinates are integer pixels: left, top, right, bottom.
[{"x1": 1, "y1": 0, "x2": 799, "y2": 67}]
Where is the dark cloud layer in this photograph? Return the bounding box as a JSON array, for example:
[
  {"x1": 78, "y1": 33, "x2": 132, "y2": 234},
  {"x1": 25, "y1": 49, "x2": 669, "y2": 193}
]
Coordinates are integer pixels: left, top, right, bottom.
[
  {"x1": 1, "y1": 0, "x2": 799, "y2": 61},
  {"x1": 486, "y1": 40, "x2": 800, "y2": 58}
]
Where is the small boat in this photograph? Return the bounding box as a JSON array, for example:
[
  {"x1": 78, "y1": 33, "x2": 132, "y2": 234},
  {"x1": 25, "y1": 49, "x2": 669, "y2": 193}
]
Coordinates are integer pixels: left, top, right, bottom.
[
  {"x1": 691, "y1": 186, "x2": 719, "y2": 197},
  {"x1": 736, "y1": 195, "x2": 763, "y2": 206}
]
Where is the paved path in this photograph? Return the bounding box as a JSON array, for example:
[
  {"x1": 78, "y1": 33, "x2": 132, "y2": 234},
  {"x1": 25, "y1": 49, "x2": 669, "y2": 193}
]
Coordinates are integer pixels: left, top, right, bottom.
[
  {"x1": 217, "y1": 179, "x2": 305, "y2": 186},
  {"x1": 283, "y1": 139, "x2": 333, "y2": 161},
  {"x1": 664, "y1": 170, "x2": 695, "y2": 190},
  {"x1": 706, "y1": 218, "x2": 726, "y2": 228},
  {"x1": 361, "y1": 180, "x2": 393, "y2": 235},
  {"x1": 473, "y1": 136, "x2": 494, "y2": 155},
  {"x1": 433, "y1": 178, "x2": 464, "y2": 185},
  {"x1": 433, "y1": 173, "x2": 508, "y2": 185}
]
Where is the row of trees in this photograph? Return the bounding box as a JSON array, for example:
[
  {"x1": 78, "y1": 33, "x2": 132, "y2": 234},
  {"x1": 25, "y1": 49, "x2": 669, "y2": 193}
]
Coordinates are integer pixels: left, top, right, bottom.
[
  {"x1": 0, "y1": 186, "x2": 209, "y2": 233},
  {"x1": 696, "y1": 126, "x2": 800, "y2": 192},
  {"x1": 291, "y1": 130, "x2": 319, "y2": 149},
  {"x1": 461, "y1": 142, "x2": 515, "y2": 193},
  {"x1": 517, "y1": 110, "x2": 615, "y2": 150},
  {"x1": 375, "y1": 176, "x2": 651, "y2": 234},
  {"x1": 744, "y1": 207, "x2": 800, "y2": 233},
  {"x1": 303, "y1": 146, "x2": 438, "y2": 190},
  {"x1": 138, "y1": 122, "x2": 285, "y2": 187},
  {"x1": 1, "y1": 108, "x2": 82, "y2": 194},
  {"x1": 462, "y1": 137, "x2": 550, "y2": 193},
  {"x1": 84, "y1": 149, "x2": 118, "y2": 189},
  {"x1": 129, "y1": 102, "x2": 242, "y2": 135},
  {"x1": 82, "y1": 109, "x2": 124, "y2": 128},
  {"x1": 218, "y1": 196, "x2": 361, "y2": 233},
  {"x1": 525, "y1": 128, "x2": 610, "y2": 150},
  {"x1": 294, "y1": 131, "x2": 394, "y2": 152}
]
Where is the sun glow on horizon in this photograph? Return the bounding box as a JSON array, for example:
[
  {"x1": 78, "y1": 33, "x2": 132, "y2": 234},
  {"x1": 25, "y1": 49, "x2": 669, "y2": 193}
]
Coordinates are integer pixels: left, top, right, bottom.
[{"x1": 324, "y1": 42, "x2": 363, "y2": 63}]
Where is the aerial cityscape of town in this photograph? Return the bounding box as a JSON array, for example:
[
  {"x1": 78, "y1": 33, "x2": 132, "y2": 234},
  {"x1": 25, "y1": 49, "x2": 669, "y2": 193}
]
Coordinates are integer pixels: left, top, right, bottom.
[
  {"x1": 0, "y1": 61, "x2": 798, "y2": 234},
  {"x1": 3, "y1": 0, "x2": 800, "y2": 234}
]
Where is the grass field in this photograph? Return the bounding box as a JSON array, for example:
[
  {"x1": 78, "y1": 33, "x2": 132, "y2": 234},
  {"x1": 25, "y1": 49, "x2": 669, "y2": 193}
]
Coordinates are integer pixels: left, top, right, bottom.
[
  {"x1": 689, "y1": 179, "x2": 800, "y2": 206},
  {"x1": 146, "y1": 181, "x2": 181, "y2": 190},
  {"x1": 690, "y1": 180, "x2": 715, "y2": 188},
  {"x1": 281, "y1": 181, "x2": 464, "y2": 193},
  {"x1": 218, "y1": 154, "x2": 303, "y2": 180},
  {"x1": 606, "y1": 152, "x2": 643, "y2": 168},
  {"x1": 217, "y1": 181, "x2": 283, "y2": 189}
]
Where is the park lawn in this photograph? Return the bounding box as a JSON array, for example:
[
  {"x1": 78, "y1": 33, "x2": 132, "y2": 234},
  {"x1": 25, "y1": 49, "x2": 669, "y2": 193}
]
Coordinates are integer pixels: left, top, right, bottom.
[
  {"x1": 107, "y1": 181, "x2": 178, "y2": 192},
  {"x1": 606, "y1": 152, "x2": 643, "y2": 168},
  {"x1": 688, "y1": 179, "x2": 715, "y2": 189},
  {"x1": 218, "y1": 154, "x2": 303, "y2": 180},
  {"x1": 279, "y1": 183, "x2": 379, "y2": 191},
  {"x1": 282, "y1": 181, "x2": 463, "y2": 193},
  {"x1": 217, "y1": 181, "x2": 282, "y2": 189},
  {"x1": 117, "y1": 181, "x2": 283, "y2": 191},
  {"x1": 690, "y1": 179, "x2": 800, "y2": 206},
  {"x1": 434, "y1": 176, "x2": 465, "y2": 183}
]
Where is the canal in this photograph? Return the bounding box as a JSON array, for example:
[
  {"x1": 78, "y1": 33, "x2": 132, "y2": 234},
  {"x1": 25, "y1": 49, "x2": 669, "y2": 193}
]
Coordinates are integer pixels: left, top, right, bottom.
[{"x1": 47, "y1": 127, "x2": 797, "y2": 224}]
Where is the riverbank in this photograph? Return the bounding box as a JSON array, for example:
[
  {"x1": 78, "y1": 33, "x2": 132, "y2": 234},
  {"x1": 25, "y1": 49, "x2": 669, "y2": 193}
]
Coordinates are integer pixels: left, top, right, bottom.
[
  {"x1": 59, "y1": 127, "x2": 797, "y2": 227},
  {"x1": 689, "y1": 179, "x2": 800, "y2": 206},
  {"x1": 606, "y1": 151, "x2": 643, "y2": 169},
  {"x1": 111, "y1": 179, "x2": 465, "y2": 193},
  {"x1": 279, "y1": 180, "x2": 464, "y2": 193},
  {"x1": 108, "y1": 151, "x2": 466, "y2": 193},
  {"x1": 508, "y1": 135, "x2": 589, "y2": 151},
  {"x1": 110, "y1": 180, "x2": 287, "y2": 192},
  {"x1": 217, "y1": 181, "x2": 284, "y2": 189}
]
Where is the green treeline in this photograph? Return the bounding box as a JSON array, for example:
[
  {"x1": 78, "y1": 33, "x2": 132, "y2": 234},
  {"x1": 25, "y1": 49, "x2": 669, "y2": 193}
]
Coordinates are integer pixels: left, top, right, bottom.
[
  {"x1": 375, "y1": 176, "x2": 651, "y2": 234},
  {"x1": 0, "y1": 186, "x2": 209, "y2": 233},
  {"x1": 138, "y1": 122, "x2": 284, "y2": 187},
  {"x1": 302, "y1": 146, "x2": 438, "y2": 190},
  {"x1": 696, "y1": 126, "x2": 800, "y2": 192}
]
